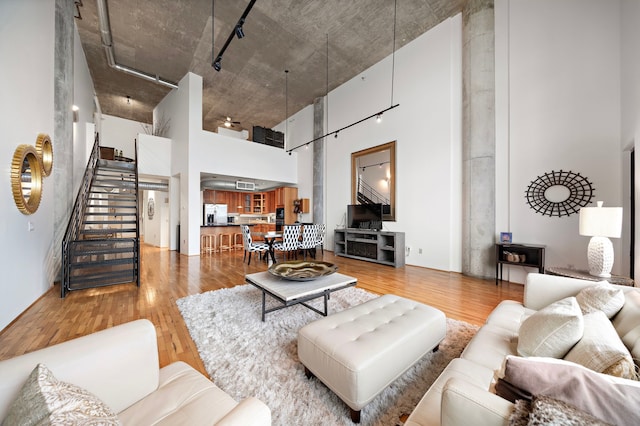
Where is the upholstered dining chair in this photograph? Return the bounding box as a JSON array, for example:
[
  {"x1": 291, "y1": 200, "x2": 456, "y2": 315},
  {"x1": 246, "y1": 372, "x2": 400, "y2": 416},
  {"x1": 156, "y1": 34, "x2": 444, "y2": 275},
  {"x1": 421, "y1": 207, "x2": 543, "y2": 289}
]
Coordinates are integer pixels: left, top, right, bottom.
[
  {"x1": 273, "y1": 225, "x2": 301, "y2": 261},
  {"x1": 241, "y1": 225, "x2": 269, "y2": 265},
  {"x1": 298, "y1": 224, "x2": 318, "y2": 260},
  {"x1": 314, "y1": 223, "x2": 326, "y2": 255}
]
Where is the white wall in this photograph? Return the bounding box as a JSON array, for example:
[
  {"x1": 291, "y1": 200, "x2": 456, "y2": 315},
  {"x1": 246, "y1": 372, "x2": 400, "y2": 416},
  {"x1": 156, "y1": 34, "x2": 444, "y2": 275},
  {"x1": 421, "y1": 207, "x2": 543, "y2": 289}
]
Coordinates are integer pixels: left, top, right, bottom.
[
  {"x1": 275, "y1": 103, "x2": 315, "y2": 223},
  {"x1": 0, "y1": 1, "x2": 56, "y2": 330},
  {"x1": 101, "y1": 114, "x2": 146, "y2": 157},
  {"x1": 621, "y1": 0, "x2": 640, "y2": 277},
  {"x1": 142, "y1": 190, "x2": 169, "y2": 247},
  {"x1": 138, "y1": 134, "x2": 172, "y2": 176},
  {"x1": 73, "y1": 24, "x2": 96, "y2": 194},
  {"x1": 496, "y1": 0, "x2": 624, "y2": 282},
  {"x1": 290, "y1": 16, "x2": 463, "y2": 271}
]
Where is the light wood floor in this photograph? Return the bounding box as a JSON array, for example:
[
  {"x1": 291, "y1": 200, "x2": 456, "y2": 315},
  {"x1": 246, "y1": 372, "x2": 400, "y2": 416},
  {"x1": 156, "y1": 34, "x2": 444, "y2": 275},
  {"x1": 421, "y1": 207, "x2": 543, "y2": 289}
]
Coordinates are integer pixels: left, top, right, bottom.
[{"x1": 0, "y1": 244, "x2": 523, "y2": 376}]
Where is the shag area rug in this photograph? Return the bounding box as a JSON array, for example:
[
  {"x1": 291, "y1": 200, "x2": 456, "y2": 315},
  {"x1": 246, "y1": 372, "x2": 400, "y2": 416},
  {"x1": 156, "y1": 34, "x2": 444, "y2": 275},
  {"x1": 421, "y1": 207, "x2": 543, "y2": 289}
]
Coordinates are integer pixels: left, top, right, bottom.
[{"x1": 177, "y1": 285, "x2": 478, "y2": 426}]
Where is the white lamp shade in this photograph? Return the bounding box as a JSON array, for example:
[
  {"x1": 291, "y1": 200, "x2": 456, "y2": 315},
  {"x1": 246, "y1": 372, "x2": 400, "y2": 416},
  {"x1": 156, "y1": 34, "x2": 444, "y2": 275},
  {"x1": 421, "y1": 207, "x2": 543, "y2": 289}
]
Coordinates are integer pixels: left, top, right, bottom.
[{"x1": 579, "y1": 203, "x2": 623, "y2": 238}]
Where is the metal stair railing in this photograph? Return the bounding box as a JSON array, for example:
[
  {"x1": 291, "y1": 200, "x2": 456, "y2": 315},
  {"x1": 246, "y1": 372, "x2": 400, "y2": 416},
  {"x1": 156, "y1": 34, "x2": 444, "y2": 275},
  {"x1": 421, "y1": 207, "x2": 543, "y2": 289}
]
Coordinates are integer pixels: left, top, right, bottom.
[
  {"x1": 357, "y1": 177, "x2": 390, "y2": 206},
  {"x1": 61, "y1": 134, "x2": 101, "y2": 297},
  {"x1": 133, "y1": 138, "x2": 140, "y2": 287},
  {"x1": 61, "y1": 136, "x2": 141, "y2": 297}
]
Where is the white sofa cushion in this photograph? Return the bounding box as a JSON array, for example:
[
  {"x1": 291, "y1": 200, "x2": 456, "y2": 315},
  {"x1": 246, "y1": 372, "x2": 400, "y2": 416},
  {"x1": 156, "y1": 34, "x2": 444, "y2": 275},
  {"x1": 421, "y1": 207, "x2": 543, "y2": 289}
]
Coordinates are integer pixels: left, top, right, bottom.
[
  {"x1": 2, "y1": 363, "x2": 119, "y2": 426},
  {"x1": 576, "y1": 282, "x2": 625, "y2": 318},
  {"x1": 613, "y1": 290, "x2": 640, "y2": 363},
  {"x1": 117, "y1": 361, "x2": 237, "y2": 425},
  {"x1": 517, "y1": 297, "x2": 584, "y2": 358},
  {"x1": 564, "y1": 311, "x2": 637, "y2": 380}
]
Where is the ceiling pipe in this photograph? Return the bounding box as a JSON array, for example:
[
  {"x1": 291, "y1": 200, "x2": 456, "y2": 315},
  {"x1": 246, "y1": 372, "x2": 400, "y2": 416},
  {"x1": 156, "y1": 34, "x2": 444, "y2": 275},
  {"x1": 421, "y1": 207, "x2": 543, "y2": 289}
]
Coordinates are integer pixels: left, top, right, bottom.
[{"x1": 96, "y1": 0, "x2": 178, "y2": 90}]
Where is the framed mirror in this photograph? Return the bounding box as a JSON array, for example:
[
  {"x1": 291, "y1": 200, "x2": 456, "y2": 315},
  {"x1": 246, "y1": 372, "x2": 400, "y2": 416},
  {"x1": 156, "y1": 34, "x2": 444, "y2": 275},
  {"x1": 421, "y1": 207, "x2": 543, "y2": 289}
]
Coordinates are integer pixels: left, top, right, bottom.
[
  {"x1": 11, "y1": 144, "x2": 43, "y2": 215},
  {"x1": 351, "y1": 141, "x2": 396, "y2": 221}
]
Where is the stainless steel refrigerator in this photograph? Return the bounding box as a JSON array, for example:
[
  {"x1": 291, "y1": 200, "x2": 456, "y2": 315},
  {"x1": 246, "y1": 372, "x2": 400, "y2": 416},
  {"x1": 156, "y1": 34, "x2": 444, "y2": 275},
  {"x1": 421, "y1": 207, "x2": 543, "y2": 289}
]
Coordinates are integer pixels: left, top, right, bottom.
[{"x1": 203, "y1": 204, "x2": 228, "y2": 225}]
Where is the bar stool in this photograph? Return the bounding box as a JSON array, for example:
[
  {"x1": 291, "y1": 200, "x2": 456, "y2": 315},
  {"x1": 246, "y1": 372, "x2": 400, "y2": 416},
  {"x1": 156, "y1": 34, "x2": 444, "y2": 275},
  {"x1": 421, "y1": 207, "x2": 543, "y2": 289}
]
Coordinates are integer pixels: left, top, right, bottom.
[
  {"x1": 201, "y1": 234, "x2": 216, "y2": 255},
  {"x1": 232, "y1": 232, "x2": 244, "y2": 251},
  {"x1": 219, "y1": 233, "x2": 232, "y2": 252}
]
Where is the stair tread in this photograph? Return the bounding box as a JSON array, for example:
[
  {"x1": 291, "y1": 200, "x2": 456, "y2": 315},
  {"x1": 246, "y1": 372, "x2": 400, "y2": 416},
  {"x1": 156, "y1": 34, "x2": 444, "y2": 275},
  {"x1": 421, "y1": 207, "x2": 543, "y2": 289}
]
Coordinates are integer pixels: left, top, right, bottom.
[{"x1": 80, "y1": 228, "x2": 137, "y2": 234}]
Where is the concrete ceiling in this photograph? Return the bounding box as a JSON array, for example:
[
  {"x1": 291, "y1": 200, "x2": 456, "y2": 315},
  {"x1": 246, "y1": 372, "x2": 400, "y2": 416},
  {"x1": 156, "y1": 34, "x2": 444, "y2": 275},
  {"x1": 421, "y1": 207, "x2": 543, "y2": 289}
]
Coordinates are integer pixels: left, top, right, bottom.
[{"x1": 76, "y1": 0, "x2": 463, "y2": 137}]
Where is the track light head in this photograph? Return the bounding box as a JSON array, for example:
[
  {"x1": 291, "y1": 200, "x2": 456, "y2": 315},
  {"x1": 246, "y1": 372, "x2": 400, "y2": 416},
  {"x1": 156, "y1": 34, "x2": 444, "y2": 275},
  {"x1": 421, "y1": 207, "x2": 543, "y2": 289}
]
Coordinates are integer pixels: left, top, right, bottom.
[
  {"x1": 334, "y1": 132, "x2": 338, "y2": 138},
  {"x1": 376, "y1": 113, "x2": 382, "y2": 123},
  {"x1": 213, "y1": 58, "x2": 222, "y2": 72},
  {"x1": 288, "y1": 151, "x2": 292, "y2": 156},
  {"x1": 235, "y1": 19, "x2": 245, "y2": 39}
]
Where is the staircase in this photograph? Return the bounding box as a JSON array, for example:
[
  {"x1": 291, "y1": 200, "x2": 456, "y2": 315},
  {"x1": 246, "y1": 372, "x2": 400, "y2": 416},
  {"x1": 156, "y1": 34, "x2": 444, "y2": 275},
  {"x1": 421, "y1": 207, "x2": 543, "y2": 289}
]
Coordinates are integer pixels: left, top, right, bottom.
[
  {"x1": 61, "y1": 136, "x2": 140, "y2": 297},
  {"x1": 357, "y1": 177, "x2": 391, "y2": 215}
]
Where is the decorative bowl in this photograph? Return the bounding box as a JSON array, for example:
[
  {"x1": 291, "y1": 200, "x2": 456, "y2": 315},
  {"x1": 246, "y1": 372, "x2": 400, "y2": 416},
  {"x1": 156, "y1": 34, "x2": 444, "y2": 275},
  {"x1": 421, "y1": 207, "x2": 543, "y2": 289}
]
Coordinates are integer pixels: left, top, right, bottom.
[{"x1": 268, "y1": 260, "x2": 338, "y2": 281}]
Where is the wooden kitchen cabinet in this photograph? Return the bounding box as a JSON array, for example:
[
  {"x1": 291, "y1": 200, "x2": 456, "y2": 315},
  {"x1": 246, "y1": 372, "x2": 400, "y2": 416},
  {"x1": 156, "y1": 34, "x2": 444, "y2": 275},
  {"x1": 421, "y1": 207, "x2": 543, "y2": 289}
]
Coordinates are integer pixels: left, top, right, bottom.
[
  {"x1": 283, "y1": 187, "x2": 298, "y2": 224},
  {"x1": 265, "y1": 191, "x2": 276, "y2": 213},
  {"x1": 203, "y1": 189, "x2": 214, "y2": 204},
  {"x1": 274, "y1": 187, "x2": 284, "y2": 206},
  {"x1": 252, "y1": 193, "x2": 266, "y2": 213}
]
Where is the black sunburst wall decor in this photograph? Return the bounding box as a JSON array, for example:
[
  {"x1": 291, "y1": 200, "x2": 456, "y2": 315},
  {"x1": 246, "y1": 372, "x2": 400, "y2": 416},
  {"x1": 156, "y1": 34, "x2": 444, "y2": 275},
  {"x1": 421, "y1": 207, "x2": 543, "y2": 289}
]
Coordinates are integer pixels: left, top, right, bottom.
[{"x1": 525, "y1": 170, "x2": 594, "y2": 217}]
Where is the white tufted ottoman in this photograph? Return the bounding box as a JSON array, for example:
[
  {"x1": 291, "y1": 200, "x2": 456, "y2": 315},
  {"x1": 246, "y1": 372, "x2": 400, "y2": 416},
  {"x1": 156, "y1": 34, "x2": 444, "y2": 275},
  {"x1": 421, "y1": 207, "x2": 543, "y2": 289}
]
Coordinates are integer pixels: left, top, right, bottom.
[{"x1": 297, "y1": 294, "x2": 446, "y2": 423}]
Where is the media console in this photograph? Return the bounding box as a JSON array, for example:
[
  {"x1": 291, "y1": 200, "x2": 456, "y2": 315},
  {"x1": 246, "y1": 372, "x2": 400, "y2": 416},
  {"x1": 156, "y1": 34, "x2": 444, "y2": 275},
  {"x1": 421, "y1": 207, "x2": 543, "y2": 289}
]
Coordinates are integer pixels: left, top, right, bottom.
[{"x1": 334, "y1": 228, "x2": 405, "y2": 267}]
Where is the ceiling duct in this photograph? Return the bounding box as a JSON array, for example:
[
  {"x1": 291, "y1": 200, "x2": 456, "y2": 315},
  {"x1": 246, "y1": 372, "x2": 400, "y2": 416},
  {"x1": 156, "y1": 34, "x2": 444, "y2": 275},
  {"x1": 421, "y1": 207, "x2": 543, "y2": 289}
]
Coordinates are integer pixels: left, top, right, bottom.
[
  {"x1": 201, "y1": 179, "x2": 247, "y2": 191},
  {"x1": 235, "y1": 181, "x2": 255, "y2": 191},
  {"x1": 96, "y1": 0, "x2": 178, "y2": 90}
]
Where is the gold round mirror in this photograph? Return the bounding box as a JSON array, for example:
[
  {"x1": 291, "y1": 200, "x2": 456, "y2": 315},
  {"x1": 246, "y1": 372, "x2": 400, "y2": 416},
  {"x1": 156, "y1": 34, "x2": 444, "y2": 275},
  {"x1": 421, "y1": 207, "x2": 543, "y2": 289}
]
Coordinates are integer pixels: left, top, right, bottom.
[
  {"x1": 35, "y1": 133, "x2": 53, "y2": 176},
  {"x1": 11, "y1": 144, "x2": 43, "y2": 215}
]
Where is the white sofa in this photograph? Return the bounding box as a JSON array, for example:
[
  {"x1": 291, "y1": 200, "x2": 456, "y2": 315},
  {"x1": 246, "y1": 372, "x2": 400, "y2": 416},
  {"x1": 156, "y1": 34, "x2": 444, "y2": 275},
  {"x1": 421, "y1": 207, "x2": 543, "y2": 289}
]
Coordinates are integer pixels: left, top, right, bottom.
[
  {"x1": 0, "y1": 319, "x2": 271, "y2": 425},
  {"x1": 405, "y1": 273, "x2": 640, "y2": 426}
]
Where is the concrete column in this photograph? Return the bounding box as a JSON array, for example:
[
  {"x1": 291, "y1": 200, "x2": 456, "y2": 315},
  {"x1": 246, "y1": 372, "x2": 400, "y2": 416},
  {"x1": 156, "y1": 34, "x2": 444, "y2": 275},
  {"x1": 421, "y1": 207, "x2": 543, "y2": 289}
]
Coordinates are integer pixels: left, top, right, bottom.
[
  {"x1": 52, "y1": 0, "x2": 75, "y2": 281},
  {"x1": 313, "y1": 97, "x2": 325, "y2": 224},
  {"x1": 462, "y1": 0, "x2": 496, "y2": 279}
]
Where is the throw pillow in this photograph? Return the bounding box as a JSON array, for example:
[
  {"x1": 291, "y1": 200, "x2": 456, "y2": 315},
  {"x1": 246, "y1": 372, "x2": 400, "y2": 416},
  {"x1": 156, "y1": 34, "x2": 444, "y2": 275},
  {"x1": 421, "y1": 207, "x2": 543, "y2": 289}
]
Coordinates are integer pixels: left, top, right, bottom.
[
  {"x1": 576, "y1": 282, "x2": 625, "y2": 318},
  {"x1": 517, "y1": 296, "x2": 583, "y2": 358},
  {"x1": 496, "y1": 356, "x2": 640, "y2": 426},
  {"x1": 508, "y1": 395, "x2": 612, "y2": 426},
  {"x1": 564, "y1": 310, "x2": 637, "y2": 380},
  {"x1": 1, "y1": 363, "x2": 120, "y2": 426}
]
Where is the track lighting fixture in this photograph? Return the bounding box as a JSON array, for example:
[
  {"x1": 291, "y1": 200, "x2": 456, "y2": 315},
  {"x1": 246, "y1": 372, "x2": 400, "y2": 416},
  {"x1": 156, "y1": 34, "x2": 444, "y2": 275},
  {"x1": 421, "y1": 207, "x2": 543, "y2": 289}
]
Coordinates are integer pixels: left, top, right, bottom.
[
  {"x1": 235, "y1": 19, "x2": 245, "y2": 39},
  {"x1": 211, "y1": 0, "x2": 256, "y2": 72},
  {"x1": 376, "y1": 113, "x2": 382, "y2": 123}
]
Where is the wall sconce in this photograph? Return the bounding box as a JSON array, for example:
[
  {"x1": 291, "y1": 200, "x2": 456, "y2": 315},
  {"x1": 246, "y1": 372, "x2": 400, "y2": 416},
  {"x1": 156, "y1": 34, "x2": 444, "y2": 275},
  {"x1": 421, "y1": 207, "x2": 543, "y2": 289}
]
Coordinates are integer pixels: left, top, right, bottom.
[{"x1": 579, "y1": 201, "x2": 623, "y2": 277}]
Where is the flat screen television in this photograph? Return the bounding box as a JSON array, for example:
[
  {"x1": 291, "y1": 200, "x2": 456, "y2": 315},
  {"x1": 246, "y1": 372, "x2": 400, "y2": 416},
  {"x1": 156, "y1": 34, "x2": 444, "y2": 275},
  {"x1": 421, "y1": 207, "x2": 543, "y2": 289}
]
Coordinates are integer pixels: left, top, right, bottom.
[{"x1": 347, "y1": 203, "x2": 383, "y2": 230}]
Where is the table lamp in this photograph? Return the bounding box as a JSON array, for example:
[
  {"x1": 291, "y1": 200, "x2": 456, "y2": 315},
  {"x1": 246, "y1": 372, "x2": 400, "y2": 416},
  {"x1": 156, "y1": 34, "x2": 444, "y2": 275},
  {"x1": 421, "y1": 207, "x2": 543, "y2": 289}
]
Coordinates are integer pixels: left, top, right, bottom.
[{"x1": 579, "y1": 201, "x2": 623, "y2": 278}]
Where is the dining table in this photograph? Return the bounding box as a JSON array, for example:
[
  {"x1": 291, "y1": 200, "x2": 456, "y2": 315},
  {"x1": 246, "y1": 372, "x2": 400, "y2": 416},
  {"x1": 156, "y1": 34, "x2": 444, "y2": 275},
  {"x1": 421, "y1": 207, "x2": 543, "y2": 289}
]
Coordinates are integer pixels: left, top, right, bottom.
[{"x1": 259, "y1": 232, "x2": 282, "y2": 264}]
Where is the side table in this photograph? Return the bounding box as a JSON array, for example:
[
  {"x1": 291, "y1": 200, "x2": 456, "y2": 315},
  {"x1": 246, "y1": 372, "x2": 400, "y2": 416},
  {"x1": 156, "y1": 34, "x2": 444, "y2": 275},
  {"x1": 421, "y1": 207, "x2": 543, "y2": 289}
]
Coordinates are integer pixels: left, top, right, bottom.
[
  {"x1": 495, "y1": 243, "x2": 546, "y2": 285},
  {"x1": 546, "y1": 266, "x2": 634, "y2": 287}
]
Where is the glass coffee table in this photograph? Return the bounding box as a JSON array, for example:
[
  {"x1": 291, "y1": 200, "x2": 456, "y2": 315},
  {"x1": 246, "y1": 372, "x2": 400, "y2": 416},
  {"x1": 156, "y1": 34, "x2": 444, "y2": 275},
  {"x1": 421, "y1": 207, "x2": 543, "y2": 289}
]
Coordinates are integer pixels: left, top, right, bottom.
[{"x1": 245, "y1": 271, "x2": 357, "y2": 321}]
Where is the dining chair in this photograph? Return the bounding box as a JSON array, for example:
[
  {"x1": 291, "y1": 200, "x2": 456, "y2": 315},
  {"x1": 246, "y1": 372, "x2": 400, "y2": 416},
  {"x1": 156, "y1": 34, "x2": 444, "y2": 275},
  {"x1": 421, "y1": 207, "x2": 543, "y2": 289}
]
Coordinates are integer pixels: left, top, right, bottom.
[
  {"x1": 314, "y1": 223, "x2": 326, "y2": 255},
  {"x1": 273, "y1": 225, "x2": 301, "y2": 261},
  {"x1": 298, "y1": 224, "x2": 318, "y2": 260},
  {"x1": 241, "y1": 225, "x2": 269, "y2": 265}
]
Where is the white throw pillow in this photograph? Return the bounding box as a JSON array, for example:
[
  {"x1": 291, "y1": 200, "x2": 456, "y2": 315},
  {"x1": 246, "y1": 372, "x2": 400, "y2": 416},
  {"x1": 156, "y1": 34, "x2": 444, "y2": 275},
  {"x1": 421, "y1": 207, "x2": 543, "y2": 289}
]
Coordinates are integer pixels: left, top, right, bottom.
[
  {"x1": 1, "y1": 363, "x2": 120, "y2": 426},
  {"x1": 576, "y1": 282, "x2": 625, "y2": 318},
  {"x1": 564, "y1": 310, "x2": 637, "y2": 380},
  {"x1": 517, "y1": 296, "x2": 584, "y2": 358}
]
